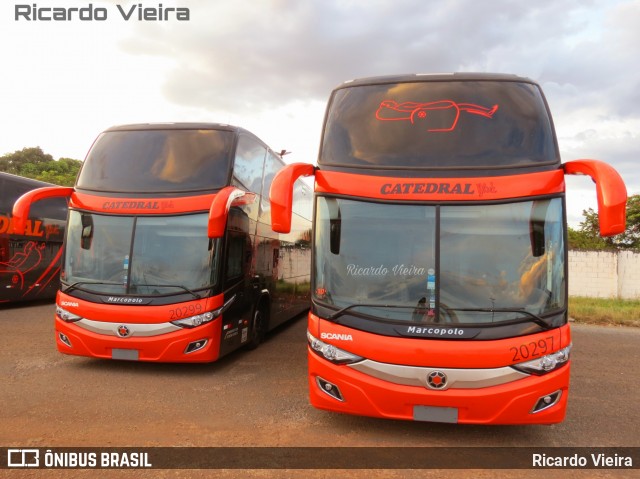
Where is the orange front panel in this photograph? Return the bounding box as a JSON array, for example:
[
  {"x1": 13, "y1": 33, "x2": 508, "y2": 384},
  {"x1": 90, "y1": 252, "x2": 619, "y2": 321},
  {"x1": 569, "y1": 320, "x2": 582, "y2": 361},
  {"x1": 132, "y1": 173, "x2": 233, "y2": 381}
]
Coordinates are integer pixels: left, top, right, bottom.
[{"x1": 56, "y1": 291, "x2": 225, "y2": 363}]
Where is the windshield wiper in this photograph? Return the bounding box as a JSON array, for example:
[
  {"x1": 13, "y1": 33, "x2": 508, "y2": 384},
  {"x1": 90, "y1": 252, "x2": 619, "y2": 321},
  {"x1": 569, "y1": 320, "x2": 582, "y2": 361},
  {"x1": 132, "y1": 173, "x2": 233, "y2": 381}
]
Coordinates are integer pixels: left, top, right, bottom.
[
  {"x1": 324, "y1": 302, "x2": 414, "y2": 322},
  {"x1": 442, "y1": 307, "x2": 554, "y2": 330},
  {"x1": 131, "y1": 283, "x2": 202, "y2": 299},
  {"x1": 63, "y1": 280, "x2": 122, "y2": 294}
]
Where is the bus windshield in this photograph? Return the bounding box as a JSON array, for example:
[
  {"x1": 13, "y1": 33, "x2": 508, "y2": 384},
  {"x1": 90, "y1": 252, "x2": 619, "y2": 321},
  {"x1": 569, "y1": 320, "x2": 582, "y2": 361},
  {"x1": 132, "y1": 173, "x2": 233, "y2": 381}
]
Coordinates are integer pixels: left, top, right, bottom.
[
  {"x1": 320, "y1": 80, "x2": 558, "y2": 170},
  {"x1": 63, "y1": 212, "x2": 219, "y2": 296},
  {"x1": 77, "y1": 129, "x2": 235, "y2": 193},
  {"x1": 313, "y1": 197, "x2": 565, "y2": 324}
]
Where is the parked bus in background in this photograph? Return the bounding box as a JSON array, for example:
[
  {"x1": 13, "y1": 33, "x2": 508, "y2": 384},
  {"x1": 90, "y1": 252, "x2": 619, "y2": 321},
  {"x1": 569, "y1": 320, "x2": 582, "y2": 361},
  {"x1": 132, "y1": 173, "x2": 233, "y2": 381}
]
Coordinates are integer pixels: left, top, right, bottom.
[
  {"x1": 0, "y1": 172, "x2": 67, "y2": 304},
  {"x1": 270, "y1": 73, "x2": 627, "y2": 424},
  {"x1": 13, "y1": 123, "x2": 312, "y2": 362}
]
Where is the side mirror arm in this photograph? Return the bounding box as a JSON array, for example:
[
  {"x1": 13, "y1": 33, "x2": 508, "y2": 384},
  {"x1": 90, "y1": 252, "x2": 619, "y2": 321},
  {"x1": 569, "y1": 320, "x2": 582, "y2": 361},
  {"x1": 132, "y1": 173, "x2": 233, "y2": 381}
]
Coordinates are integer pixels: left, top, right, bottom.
[
  {"x1": 269, "y1": 163, "x2": 315, "y2": 233},
  {"x1": 563, "y1": 159, "x2": 627, "y2": 237}
]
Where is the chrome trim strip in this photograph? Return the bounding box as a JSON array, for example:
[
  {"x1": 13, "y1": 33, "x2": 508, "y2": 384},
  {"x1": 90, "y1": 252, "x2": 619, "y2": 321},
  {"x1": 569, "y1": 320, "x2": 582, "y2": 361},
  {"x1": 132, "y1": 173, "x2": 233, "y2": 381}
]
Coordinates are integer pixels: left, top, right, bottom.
[
  {"x1": 347, "y1": 359, "x2": 529, "y2": 390},
  {"x1": 74, "y1": 318, "x2": 182, "y2": 337}
]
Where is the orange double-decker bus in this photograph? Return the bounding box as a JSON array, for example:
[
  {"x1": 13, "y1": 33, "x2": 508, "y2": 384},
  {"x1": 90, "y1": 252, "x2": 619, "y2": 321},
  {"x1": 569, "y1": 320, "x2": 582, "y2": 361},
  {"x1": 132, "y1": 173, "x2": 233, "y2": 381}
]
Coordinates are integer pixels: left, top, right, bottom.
[
  {"x1": 271, "y1": 73, "x2": 627, "y2": 424},
  {"x1": 13, "y1": 123, "x2": 311, "y2": 362}
]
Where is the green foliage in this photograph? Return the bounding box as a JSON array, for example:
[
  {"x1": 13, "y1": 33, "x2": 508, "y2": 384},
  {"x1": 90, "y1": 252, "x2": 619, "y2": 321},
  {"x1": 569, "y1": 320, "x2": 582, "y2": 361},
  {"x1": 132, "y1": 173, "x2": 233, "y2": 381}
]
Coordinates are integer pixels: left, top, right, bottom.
[
  {"x1": 0, "y1": 147, "x2": 82, "y2": 186},
  {"x1": 568, "y1": 194, "x2": 640, "y2": 251}
]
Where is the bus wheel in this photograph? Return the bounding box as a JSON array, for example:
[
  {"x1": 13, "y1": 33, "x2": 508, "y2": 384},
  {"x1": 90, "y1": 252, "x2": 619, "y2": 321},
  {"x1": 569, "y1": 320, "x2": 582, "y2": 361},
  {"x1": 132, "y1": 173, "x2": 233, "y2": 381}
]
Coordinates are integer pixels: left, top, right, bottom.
[{"x1": 246, "y1": 305, "x2": 267, "y2": 350}]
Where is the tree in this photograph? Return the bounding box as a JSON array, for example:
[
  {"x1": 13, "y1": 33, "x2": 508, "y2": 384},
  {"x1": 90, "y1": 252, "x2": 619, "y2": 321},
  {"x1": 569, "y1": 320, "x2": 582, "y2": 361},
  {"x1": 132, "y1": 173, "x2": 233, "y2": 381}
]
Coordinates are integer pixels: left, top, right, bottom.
[
  {"x1": 568, "y1": 194, "x2": 640, "y2": 250},
  {"x1": 0, "y1": 147, "x2": 82, "y2": 186}
]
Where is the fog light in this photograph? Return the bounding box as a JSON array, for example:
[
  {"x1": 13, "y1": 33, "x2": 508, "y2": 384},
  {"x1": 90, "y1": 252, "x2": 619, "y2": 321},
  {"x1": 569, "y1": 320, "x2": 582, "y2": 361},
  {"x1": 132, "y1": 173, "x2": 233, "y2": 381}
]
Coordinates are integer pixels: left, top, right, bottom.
[
  {"x1": 184, "y1": 339, "x2": 208, "y2": 354},
  {"x1": 58, "y1": 332, "x2": 72, "y2": 348},
  {"x1": 532, "y1": 390, "x2": 562, "y2": 413},
  {"x1": 316, "y1": 376, "x2": 344, "y2": 401}
]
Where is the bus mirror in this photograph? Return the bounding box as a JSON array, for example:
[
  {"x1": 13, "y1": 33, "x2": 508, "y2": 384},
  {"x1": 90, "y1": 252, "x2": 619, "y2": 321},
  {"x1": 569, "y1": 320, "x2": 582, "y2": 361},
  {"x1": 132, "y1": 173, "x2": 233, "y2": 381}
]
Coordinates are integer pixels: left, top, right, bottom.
[
  {"x1": 12, "y1": 186, "x2": 74, "y2": 235},
  {"x1": 326, "y1": 198, "x2": 341, "y2": 255},
  {"x1": 563, "y1": 159, "x2": 627, "y2": 236},
  {"x1": 270, "y1": 163, "x2": 315, "y2": 233},
  {"x1": 80, "y1": 214, "x2": 94, "y2": 250},
  {"x1": 208, "y1": 187, "x2": 256, "y2": 238},
  {"x1": 529, "y1": 201, "x2": 549, "y2": 257}
]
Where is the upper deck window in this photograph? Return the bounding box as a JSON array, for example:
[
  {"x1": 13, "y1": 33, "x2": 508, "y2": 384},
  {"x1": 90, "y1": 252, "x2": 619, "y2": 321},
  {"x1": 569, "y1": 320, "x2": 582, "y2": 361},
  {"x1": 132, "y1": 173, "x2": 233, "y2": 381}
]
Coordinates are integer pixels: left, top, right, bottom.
[
  {"x1": 77, "y1": 129, "x2": 235, "y2": 193},
  {"x1": 320, "y1": 80, "x2": 558, "y2": 170}
]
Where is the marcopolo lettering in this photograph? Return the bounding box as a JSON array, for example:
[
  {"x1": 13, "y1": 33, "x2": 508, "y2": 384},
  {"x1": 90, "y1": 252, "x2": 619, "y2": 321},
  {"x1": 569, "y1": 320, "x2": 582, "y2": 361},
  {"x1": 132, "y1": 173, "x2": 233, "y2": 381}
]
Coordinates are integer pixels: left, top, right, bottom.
[
  {"x1": 406, "y1": 326, "x2": 465, "y2": 337},
  {"x1": 380, "y1": 182, "x2": 475, "y2": 195},
  {"x1": 102, "y1": 201, "x2": 159, "y2": 210}
]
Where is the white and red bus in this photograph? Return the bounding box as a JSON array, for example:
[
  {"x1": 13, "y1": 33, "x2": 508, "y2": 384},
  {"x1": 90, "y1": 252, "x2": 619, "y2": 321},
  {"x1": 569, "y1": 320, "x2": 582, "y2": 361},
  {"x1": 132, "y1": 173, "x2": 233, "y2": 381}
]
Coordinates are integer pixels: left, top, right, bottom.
[
  {"x1": 13, "y1": 123, "x2": 311, "y2": 362},
  {"x1": 271, "y1": 73, "x2": 627, "y2": 424},
  {"x1": 1, "y1": 172, "x2": 67, "y2": 304}
]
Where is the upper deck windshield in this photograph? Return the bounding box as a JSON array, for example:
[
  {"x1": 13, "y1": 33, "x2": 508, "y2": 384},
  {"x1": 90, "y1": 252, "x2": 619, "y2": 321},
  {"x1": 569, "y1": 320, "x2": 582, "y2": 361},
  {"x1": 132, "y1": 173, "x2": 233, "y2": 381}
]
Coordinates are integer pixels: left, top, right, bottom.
[
  {"x1": 320, "y1": 80, "x2": 559, "y2": 170},
  {"x1": 63, "y1": 211, "x2": 218, "y2": 296},
  {"x1": 313, "y1": 197, "x2": 566, "y2": 326},
  {"x1": 77, "y1": 128, "x2": 235, "y2": 193}
]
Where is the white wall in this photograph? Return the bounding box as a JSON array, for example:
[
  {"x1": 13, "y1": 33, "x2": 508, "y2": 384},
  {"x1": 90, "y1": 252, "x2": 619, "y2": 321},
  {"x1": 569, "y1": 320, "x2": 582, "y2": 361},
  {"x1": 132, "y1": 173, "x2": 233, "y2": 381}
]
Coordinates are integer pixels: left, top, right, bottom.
[{"x1": 568, "y1": 250, "x2": 640, "y2": 299}]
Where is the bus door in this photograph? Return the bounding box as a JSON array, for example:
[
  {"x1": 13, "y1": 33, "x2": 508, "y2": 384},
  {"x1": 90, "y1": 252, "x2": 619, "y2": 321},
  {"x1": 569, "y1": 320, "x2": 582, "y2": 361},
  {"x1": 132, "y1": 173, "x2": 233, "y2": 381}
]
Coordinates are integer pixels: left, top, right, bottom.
[{"x1": 219, "y1": 208, "x2": 254, "y2": 355}]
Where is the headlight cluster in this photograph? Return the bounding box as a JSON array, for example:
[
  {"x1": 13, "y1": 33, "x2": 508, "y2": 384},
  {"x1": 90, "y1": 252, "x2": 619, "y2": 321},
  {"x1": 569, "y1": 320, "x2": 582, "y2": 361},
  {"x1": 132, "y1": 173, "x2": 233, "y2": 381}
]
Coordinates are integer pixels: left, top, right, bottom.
[
  {"x1": 170, "y1": 311, "x2": 215, "y2": 329},
  {"x1": 56, "y1": 306, "x2": 82, "y2": 323},
  {"x1": 512, "y1": 344, "x2": 572, "y2": 375},
  {"x1": 307, "y1": 330, "x2": 363, "y2": 365}
]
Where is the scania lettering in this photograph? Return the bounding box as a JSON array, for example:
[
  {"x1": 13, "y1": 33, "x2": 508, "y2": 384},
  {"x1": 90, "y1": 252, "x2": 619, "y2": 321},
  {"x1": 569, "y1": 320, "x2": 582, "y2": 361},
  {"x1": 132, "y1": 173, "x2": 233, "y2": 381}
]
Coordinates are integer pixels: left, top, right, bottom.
[
  {"x1": 0, "y1": 172, "x2": 67, "y2": 303},
  {"x1": 270, "y1": 73, "x2": 627, "y2": 424},
  {"x1": 13, "y1": 123, "x2": 311, "y2": 362}
]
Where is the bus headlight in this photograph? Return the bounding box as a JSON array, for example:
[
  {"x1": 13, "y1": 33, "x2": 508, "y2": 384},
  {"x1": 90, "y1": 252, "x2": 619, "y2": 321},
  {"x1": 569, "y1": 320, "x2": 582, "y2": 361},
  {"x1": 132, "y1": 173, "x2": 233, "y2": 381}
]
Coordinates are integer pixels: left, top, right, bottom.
[
  {"x1": 171, "y1": 311, "x2": 215, "y2": 328},
  {"x1": 56, "y1": 306, "x2": 83, "y2": 323},
  {"x1": 307, "y1": 330, "x2": 363, "y2": 365},
  {"x1": 512, "y1": 344, "x2": 572, "y2": 376}
]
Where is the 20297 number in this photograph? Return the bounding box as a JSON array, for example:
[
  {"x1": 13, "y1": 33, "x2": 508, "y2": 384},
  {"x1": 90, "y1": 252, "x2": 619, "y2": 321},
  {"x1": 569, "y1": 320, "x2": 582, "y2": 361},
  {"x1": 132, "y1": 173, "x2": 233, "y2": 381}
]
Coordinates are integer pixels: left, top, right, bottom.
[{"x1": 510, "y1": 336, "x2": 555, "y2": 362}]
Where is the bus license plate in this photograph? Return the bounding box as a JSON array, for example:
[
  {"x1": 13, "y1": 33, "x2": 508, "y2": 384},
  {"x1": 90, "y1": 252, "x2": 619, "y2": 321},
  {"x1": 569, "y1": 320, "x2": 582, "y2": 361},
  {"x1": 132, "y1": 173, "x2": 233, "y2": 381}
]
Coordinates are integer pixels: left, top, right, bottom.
[
  {"x1": 111, "y1": 349, "x2": 139, "y2": 361},
  {"x1": 413, "y1": 405, "x2": 458, "y2": 423}
]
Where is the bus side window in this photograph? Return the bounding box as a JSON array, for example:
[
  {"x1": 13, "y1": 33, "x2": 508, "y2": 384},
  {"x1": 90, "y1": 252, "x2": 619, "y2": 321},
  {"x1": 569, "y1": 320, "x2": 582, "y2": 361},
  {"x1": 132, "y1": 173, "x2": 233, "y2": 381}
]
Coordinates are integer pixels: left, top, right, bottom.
[
  {"x1": 225, "y1": 233, "x2": 245, "y2": 281},
  {"x1": 234, "y1": 135, "x2": 267, "y2": 194},
  {"x1": 259, "y1": 151, "x2": 284, "y2": 225}
]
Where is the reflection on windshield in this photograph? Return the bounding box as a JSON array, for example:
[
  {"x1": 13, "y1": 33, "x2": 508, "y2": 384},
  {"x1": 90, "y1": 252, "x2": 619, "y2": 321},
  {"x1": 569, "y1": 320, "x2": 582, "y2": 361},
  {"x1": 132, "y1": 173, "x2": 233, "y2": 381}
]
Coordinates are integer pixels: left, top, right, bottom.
[
  {"x1": 63, "y1": 212, "x2": 217, "y2": 295},
  {"x1": 313, "y1": 197, "x2": 565, "y2": 325}
]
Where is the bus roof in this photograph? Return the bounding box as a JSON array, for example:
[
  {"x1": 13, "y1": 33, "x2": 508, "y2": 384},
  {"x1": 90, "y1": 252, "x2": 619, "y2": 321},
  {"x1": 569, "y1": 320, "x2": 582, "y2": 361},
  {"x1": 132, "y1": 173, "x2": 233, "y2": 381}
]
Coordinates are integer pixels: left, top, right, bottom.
[
  {"x1": 336, "y1": 72, "x2": 534, "y2": 89},
  {"x1": 0, "y1": 171, "x2": 54, "y2": 189},
  {"x1": 103, "y1": 123, "x2": 248, "y2": 134}
]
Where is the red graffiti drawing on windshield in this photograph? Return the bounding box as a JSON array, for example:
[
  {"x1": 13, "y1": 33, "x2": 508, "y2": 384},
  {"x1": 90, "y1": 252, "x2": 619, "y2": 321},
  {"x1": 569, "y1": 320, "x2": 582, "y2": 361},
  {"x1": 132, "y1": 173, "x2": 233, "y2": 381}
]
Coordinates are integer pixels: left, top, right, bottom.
[{"x1": 376, "y1": 100, "x2": 498, "y2": 132}]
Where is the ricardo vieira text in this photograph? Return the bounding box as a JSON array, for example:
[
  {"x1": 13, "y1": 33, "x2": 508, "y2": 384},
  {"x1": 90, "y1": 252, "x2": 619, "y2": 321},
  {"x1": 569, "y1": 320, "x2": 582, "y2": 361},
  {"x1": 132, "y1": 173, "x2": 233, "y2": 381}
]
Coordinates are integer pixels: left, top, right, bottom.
[{"x1": 15, "y1": 3, "x2": 190, "y2": 21}]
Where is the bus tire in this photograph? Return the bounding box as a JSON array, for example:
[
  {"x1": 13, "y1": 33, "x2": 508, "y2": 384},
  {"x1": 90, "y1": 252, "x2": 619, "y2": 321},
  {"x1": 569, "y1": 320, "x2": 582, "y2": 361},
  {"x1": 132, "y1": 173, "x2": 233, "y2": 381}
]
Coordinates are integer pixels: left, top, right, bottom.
[{"x1": 246, "y1": 302, "x2": 268, "y2": 350}]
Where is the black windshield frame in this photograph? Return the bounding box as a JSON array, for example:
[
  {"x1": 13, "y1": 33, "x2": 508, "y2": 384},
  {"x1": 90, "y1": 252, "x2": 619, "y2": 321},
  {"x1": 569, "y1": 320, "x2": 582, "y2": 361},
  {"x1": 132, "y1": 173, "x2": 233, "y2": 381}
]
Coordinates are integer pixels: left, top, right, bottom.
[
  {"x1": 77, "y1": 128, "x2": 236, "y2": 194},
  {"x1": 319, "y1": 79, "x2": 560, "y2": 172}
]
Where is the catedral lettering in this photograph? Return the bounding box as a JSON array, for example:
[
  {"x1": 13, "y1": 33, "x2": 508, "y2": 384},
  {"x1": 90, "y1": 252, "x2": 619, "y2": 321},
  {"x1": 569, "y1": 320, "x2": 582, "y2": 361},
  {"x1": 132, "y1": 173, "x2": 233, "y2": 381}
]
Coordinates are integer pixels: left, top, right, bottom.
[
  {"x1": 381, "y1": 182, "x2": 474, "y2": 195},
  {"x1": 270, "y1": 73, "x2": 627, "y2": 425},
  {"x1": 12, "y1": 123, "x2": 312, "y2": 363}
]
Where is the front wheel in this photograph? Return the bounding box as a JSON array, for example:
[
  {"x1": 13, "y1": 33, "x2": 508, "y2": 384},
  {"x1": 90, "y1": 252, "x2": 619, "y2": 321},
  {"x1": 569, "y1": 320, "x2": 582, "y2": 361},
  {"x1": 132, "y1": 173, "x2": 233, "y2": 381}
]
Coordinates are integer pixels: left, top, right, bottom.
[{"x1": 245, "y1": 306, "x2": 268, "y2": 350}]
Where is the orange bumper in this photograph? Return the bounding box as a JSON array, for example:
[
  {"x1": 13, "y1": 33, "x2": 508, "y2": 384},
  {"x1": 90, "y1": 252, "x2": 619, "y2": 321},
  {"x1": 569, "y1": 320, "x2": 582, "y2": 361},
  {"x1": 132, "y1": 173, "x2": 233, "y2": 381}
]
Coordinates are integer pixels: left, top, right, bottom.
[
  {"x1": 55, "y1": 316, "x2": 222, "y2": 363},
  {"x1": 308, "y1": 350, "x2": 570, "y2": 425}
]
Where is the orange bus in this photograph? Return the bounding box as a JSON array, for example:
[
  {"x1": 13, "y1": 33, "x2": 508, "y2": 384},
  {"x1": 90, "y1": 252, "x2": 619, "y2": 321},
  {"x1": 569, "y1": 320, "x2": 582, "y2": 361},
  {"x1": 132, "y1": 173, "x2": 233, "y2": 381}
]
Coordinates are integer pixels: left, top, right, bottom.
[
  {"x1": 13, "y1": 123, "x2": 311, "y2": 362},
  {"x1": 270, "y1": 73, "x2": 627, "y2": 424},
  {"x1": 1, "y1": 172, "x2": 67, "y2": 303}
]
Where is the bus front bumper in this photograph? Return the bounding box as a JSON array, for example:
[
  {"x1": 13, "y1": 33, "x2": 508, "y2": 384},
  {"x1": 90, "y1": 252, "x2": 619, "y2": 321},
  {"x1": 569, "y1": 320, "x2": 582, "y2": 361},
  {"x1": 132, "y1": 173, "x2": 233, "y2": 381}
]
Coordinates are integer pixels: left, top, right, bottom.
[
  {"x1": 55, "y1": 316, "x2": 222, "y2": 363},
  {"x1": 308, "y1": 349, "x2": 570, "y2": 425}
]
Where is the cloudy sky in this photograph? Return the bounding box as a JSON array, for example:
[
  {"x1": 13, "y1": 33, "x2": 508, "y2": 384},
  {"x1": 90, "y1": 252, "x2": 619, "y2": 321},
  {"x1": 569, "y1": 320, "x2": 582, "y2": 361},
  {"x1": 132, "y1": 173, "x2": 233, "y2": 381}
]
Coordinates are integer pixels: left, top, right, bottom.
[{"x1": 1, "y1": 0, "x2": 638, "y2": 225}]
